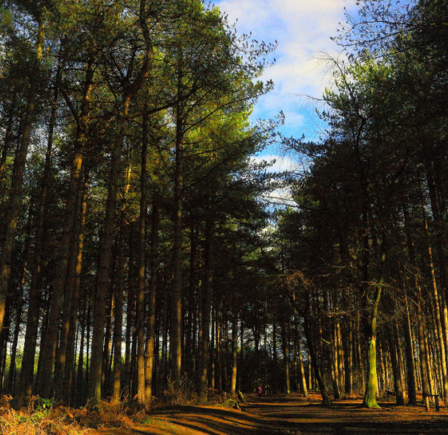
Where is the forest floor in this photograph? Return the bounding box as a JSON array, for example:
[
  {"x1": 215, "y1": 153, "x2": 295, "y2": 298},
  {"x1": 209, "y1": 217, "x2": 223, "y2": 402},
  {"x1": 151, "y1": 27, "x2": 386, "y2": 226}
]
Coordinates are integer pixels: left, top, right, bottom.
[{"x1": 93, "y1": 392, "x2": 448, "y2": 435}]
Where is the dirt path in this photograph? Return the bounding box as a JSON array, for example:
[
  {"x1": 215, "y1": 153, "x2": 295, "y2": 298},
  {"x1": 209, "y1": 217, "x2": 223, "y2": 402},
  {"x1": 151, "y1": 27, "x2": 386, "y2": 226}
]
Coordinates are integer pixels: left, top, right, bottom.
[{"x1": 97, "y1": 393, "x2": 448, "y2": 435}]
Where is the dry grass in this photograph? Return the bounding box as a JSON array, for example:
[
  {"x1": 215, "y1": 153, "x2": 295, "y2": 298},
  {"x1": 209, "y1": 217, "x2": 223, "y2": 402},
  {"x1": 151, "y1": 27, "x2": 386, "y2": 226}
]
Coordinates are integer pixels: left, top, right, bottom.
[
  {"x1": 0, "y1": 381, "x2": 239, "y2": 434},
  {"x1": 0, "y1": 396, "x2": 88, "y2": 434},
  {"x1": 0, "y1": 395, "x2": 150, "y2": 434}
]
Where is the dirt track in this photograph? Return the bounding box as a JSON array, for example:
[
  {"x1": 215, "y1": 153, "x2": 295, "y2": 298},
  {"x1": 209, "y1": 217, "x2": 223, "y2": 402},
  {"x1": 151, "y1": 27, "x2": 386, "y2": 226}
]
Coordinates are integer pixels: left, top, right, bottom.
[{"x1": 97, "y1": 392, "x2": 448, "y2": 435}]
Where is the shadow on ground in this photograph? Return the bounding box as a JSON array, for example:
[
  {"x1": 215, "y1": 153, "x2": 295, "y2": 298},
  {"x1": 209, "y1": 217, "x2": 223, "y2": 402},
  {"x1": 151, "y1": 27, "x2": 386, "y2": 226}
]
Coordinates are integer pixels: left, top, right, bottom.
[{"x1": 98, "y1": 392, "x2": 448, "y2": 435}]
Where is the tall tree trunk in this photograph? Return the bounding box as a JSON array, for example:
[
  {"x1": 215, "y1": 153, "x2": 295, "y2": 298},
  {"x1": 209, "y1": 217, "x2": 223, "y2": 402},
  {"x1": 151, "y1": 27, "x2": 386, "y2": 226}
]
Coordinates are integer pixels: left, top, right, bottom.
[
  {"x1": 362, "y1": 282, "x2": 382, "y2": 409},
  {"x1": 387, "y1": 322, "x2": 405, "y2": 405},
  {"x1": 37, "y1": 52, "x2": 95, "y2": 399},
  {"x1": 403, "y1": 289, "x2": 417, "y2": 405},
  {"x1": 0, "y1": 94, "x2": 17, "y2": 182},
  {"x1": 281, "y1": 321, "x2": 291, "y2": 395},
  {"x1": 88, "y1": 0, "x2": 152, "y2": 400},
  {"x1": 19, "y1": 71, "x2": 61, "y2": 400},
  {"x1": 171, "y1": 95, "x2": 184, "y2": 384},
  {"x1": 230, "y1": 310, "x2": 238, "y2": 394},
  {"x1": 112, "y1": 220, "x2": 126, "y2": 402},
  {"x1": 344, "y1": 316, "x2": 353, "y2": 395},
  {"x1": 423, "y1": 213, "x2": 448, "y2": 399},
  {"x1": 186, "y1": 225, "x2": 198, "y2": 379},
  {"x1": 302, "y1": 309, "x2": 332, "y2": 405},
  {"x1": 89, "y1": 95, "x2": 130, "y2": 402},
  {"x1": 64, "y1": 174, "x2": 88, "y2": 405},
  {"x1": 0, "y1": 23, "x2": 45, "y2": 333},
  {"x1": 54, "y1": 172, "x2": 88, "y2": 403},
  {"x1": 199, "y1": 216, "x2": 214, "y2": 401},
  {"x1": 7, "y1": 233, "x2": 29, "y2": 396},
  {"x1": 216, "y1": 307, "x2": 222, "y2": 391},
  {"x1": 136, "y1": 109, "x2": 148, "y2": 405},
  {"x1": 145, "y1": 196, "x2": 159, "y2": 404}
]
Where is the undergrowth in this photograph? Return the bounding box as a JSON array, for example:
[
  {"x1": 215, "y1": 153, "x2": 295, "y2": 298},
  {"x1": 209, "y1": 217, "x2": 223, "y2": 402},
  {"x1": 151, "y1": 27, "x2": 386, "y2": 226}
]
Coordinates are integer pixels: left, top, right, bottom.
[
  {"x1": 0, "y1": 382, "x2": 239, "y2": 434},
  {"x1": 0, "y1": 394, "x2": 147, "y2": 434}
]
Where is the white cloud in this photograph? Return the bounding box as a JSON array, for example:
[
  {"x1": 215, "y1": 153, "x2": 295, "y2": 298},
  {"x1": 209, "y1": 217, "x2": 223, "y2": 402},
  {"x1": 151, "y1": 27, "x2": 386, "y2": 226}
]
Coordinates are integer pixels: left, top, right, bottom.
[
  {"x1": 260, "y1": 187, "x2": 297, "y2": 208},
  {"x1": 251, "y1": 155, "x2": 300, "y2": 173},
  {"x1": 214, "y1": 0, "x2": 357, "y2": 140},
  {"x1": 250, "y1": 155, "x2": 302, "y2": 207}
]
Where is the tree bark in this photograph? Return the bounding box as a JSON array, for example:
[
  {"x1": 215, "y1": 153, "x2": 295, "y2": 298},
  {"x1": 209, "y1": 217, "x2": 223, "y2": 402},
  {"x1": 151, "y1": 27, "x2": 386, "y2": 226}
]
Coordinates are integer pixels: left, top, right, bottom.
[
  {"x1": 0, "y1": 22, "x2": 45, "y2": 333},
  {"x1": 37, "y1": 52, "x2": 95, "y2": 399},
  {"x1": 136, "y1": 108, "x2": 148, "y2": 405},
  {"x1": 362, "y1": 283, "x2": 382, "y2": 408},
  {"x1": 199, "y1": 216, "x2": 214, "y2": 401},
  {"x1": 145, "y1": 196, "x2": 159, "y2": 404}
]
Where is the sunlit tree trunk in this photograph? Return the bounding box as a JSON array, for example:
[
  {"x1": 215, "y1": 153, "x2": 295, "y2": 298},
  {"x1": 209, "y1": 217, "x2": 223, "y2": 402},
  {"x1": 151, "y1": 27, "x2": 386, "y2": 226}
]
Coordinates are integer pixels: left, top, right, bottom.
[
  {"x1": 137, "y1": 109, "x2": 148, "y2": 405},
  {"x1": 37, "y1": 52, "x2": 95, "y2": 399},
  {"x1": 344, "y1": 315, "x2": 353, "y2": 396},
  {"x1": 19, "y1": 69, "x2": 61, "y2": 400},
  {"x1": 89, "y1": 95, "x2": 130, "y2": 402},
  {"x1": 230, "y1": 310, "x2": 238, "y2": 394},
  {"x1": 302, "y1": 292, "x2": 332, "y2": 405},
  {"x1": 54, "y1": 172, "x2": 88, "y2": 403},
  {"x1": 423, "y1": 213, "x2": 448, "y2": 399},
  {"x1": 296, "y1": 328, "x2": 308, "y2": 397},
  {"x1": 281, "y1": 321, "x2": 291, "y2": 395},
  {"x1": 362, "y1": 282, "x2": 382, "y2": 409}
]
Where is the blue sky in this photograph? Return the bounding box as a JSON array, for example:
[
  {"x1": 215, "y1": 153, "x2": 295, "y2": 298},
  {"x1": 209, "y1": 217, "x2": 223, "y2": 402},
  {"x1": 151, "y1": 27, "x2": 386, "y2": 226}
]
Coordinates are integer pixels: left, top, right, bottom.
[{"x1": 212, "y1": 0, "x2": 357, "y2": 171}]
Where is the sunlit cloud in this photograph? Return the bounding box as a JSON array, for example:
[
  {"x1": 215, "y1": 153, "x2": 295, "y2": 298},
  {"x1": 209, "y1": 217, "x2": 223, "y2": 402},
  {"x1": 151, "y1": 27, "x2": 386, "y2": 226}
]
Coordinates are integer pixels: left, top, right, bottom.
[
  {"x1": 213, "y1": 0, "x2": 357, "y2": 142},
  {"x1": 251, "y1": 155, "x2": 300, "y2": 173}
]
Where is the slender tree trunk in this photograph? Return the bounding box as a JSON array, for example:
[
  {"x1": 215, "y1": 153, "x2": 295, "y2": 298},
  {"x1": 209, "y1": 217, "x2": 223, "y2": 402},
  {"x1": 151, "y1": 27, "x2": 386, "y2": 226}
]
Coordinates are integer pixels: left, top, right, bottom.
[
  {"x1": 0, "y1": 94, "x2": 16, "y2": 182},
  {"x1": 186, "y1": 225, "x2": 197, "y2": 379},
  {"x1": 0, "y1": 23, "x2": 45, "y2": 333},
  {"x1": 37, "y1": 53, "x2": 95, "y2": 399},
  {"x1": 362, "y1": 283, "x2": 382, "y2": 409},
  {"x1": 171, "y1": 95, "x2": 184, "y2": 384},
  {"x1": 19, "y1": 76, "x2": 60, "y2": 400},
  {"x1": 230, "y1": 310, "x2": 238, "y2": 394},
  {"x1": 296, "y1": 329, "x2": 308, "y2": 397},
  {"x1": 403, "y1": 289, "x2": 417, "y2": 405},
  {"x1": 7, "y1": 250, "x2": 27, "y2": 396},
  {"x1": 387, "y1": 322, "x2": 405, "y2": 405},
  {"x1": 216, "y1": 307, "x2": 222, "y2": 391},
  {"x1": 344, "y1": 316, "x2": 353, "y2": 395},
  {"x1": 64, "y1": 175, "x2": 88, "y2": 406},
  {"x1": 102, "y1": 293, "x2": 114, "y2": 395},
  {"x1": 421, "y1": 208, "x2": 448, "y2": 399},
  {"x1": 281, "y1": 321, "x2": 291, "y2": 395},
  {"x1": 54, "y1": 172, "x2": 87, "y2": 402},
  {"x1": 302, "y1": 311, "x2": 332, "y2": 405},
  {"x1": 136, "y1": 109, "x2": 148, "y2": 405},
  {"x1": 145, "y1": 196, "x2": 159, "y2": 404},
  {"x1": 199, "y1": 216, "x2": 214, "y2": 400},
  {"x1": 88, "y1": 0, "x2": 152, "y2": 400},
  {"x1": 89, "y1": 95, "x2": 130, "y2": 402},
  {"x1": 124, "y1": 229, "x2": 135, "y2": 398},
  {"x1": 112, "y1": 220, "x2": 126, "y2": 403}
]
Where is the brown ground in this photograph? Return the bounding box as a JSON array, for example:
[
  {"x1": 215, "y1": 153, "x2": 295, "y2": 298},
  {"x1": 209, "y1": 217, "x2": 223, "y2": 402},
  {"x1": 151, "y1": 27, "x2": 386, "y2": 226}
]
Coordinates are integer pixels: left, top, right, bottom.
[{"x1": 96, "y1": 392, "x2": 448, "y2": 435}]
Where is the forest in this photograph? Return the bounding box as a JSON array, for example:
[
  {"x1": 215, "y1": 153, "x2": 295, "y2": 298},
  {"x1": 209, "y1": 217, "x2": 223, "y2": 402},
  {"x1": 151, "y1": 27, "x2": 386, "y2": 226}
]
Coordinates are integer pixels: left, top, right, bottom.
[{"x1": 0, "y1": 0, "x2": 448, "y2": 431}]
